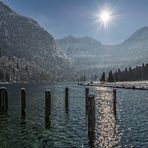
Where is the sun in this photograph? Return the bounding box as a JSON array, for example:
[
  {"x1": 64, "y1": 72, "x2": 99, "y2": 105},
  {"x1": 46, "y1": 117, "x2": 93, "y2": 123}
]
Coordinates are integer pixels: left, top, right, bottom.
[
  {"x1": 99, "y1": 10, "x2": 112, "y2": 26},
  {"x1": 94, "y1": 6, "x2": 115, "y2": 29},
  {"x1": 98, "y1": 9, "x2": 113, "y2": 28}
]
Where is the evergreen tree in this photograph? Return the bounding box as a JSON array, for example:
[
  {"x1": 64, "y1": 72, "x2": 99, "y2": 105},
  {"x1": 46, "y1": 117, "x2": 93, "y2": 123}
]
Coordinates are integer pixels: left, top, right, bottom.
[
  {"x1": 107, "y1": 71, "x2": 114, "y2": 82},
  {"x1": 100, "y1": 72, "x2": 105, "y2": 82},
  {"x1": 0, "y1": 70, "x2": 4, "y2": 80},
  {"x1": 108, "y1": 63, "x2": 148, "y2": 82},
  {"x1": 5, "y1": 72, "x2": 10, "y2": 82},
  {"x1": 93, "y1": 74, "x2": 98, "y2": 81}
]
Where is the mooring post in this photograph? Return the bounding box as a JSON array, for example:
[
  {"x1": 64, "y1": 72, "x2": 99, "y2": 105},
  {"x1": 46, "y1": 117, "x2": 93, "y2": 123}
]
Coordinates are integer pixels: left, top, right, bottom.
[
  {"x1": 0, "y1": 88, "x2": 4, "y2": 111},
  {"x1": 0, "y1": 88, "x2": 1, "y2": 110},
  {"x1": 5, "y1": 88, "x2": 8, "y2": 110},
  {"x1": 0, "y1": 87, "x2": 8, "y2": 111},
  {"x1": 45, "y1": 89, "x2": 51, "y2": 117},
  {"x1": 88, "y1": 94, "x2": 95, "y2": 140},
  {"x1": 113, "y1": 89, "x2": 117, "y2": 118},
  {"x1": 21, "y1": 88, "x2": 26, "y2": 117},
  {"x1": 85, "y1": 87, "x2": 89, "y2": 113},
  {"x1": 45, "y1": 89, "x2": 51, "y2": 128},
  {"x1": 65, "y1": 87, "x2": 69, "y2": 110}
]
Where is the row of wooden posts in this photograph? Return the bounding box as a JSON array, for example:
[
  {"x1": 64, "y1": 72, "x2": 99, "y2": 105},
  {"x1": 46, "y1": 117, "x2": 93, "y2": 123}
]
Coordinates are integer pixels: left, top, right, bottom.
[{"x1": 0, "y1": 86, "x2": 117, "y2": 140}]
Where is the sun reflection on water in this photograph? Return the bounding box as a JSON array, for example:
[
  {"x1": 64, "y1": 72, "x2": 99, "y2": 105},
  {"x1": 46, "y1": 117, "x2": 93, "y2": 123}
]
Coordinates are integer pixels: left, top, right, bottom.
[{"x1": 92, "y1": 87, "x2": 121, "y2": 147}]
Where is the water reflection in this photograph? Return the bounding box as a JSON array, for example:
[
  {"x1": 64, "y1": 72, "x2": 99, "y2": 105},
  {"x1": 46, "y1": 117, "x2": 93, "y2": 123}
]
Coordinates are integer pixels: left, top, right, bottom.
[
  {"x1": 93, "y1": 87, "x2": 120, "y2": 147},
  {"x1": 20, "y1": 115, "x2": 26, "y2": 127},
  {"x1": 0, "y1": 112, "x2": 9, "y2": 147},
  {"x1": 65, "y1": 106, "x2": 69, "y2": 113},
  {"x1": 0, "y1": 111, "x2": 9, "y2": 125},
  {"x1": 2, "y1": 83, "x2": 145, "y2": 147},
  {"x1": 45, "y1": 116, "x2": 51, "y2": 129},
  {"x1": 88, "y1": 130, "x2": 95, "y2": 148}
]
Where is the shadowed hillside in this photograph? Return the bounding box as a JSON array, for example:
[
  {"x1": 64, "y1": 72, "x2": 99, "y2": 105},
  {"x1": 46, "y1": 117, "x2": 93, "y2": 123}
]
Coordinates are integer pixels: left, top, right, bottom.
[{"x1": 0, "y1": 2, "x2": 75, "y2": 82}]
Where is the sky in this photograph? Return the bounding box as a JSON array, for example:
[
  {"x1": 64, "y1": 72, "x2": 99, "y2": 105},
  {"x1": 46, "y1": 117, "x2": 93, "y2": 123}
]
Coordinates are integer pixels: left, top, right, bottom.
[{"x1": 3, "y1": 0, "x2": 148, "y2": 45}]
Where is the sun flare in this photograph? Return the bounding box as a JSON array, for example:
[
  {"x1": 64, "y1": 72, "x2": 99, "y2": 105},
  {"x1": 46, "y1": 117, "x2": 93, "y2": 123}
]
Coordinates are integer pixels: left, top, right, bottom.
[
  {"x1": 99, "y1": 10, "x2": 112, "y2": 26},
  {"x1": 95, "y1": 6, "x2": 115, "y2": 29}
]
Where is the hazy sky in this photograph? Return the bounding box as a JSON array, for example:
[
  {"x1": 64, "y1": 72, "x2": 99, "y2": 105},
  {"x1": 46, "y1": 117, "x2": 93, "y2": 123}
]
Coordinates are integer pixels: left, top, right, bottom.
[{"x1": 3, "y1": 0, "x2": 148, "y2": 45}]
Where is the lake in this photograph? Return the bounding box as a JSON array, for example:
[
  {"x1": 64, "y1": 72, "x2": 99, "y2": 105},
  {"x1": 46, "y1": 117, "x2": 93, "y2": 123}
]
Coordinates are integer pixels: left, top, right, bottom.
[{"x1": 0, "y1": 82, "x2": 148, "y2": 147}]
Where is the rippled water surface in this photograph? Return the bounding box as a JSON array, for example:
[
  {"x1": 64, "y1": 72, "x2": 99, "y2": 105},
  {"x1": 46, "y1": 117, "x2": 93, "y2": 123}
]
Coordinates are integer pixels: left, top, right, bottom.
[{"x1": 0, "y1": 82, "x2": 148, "y2": 147}]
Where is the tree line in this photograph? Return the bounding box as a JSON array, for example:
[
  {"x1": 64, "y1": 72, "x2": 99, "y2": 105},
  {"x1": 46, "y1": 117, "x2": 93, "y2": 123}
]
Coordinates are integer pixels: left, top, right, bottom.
[{"x1": 100, "y1": 63, "x2": 148, "y2": 82}]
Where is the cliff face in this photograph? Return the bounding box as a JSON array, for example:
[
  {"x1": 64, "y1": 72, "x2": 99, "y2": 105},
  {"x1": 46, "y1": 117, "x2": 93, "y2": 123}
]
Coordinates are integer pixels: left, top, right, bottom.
[{"x1": 0, "y1": 2, "x2": 73, "y2": 82}]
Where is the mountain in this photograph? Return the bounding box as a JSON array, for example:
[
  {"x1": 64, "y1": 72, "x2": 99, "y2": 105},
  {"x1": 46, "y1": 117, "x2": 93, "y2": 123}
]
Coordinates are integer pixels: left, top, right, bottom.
[
  {"x1": 56, "y1": 36, "x2": 103, "y2": 57},
  {"x1": 0, "y1": 2, "x2": 74, "y2": 82},
  {"x1": 123, "y1": 27, "x2": 148, "y2": 44},
  {"x1": 115, "y1": 27, "x2": 148, "y2": 64},
  {"x1": 56, "y1": 27, "x2": 148, "y2": 77}
]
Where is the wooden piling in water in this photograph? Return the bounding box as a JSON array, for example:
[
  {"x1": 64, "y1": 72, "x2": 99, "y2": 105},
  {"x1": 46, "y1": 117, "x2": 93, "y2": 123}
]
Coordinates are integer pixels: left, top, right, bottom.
[
  {"x1": 21, "y1": 88, "x2": 26, "y2": 117},
  {"x1": 45, "y1": 89, "x2": 51, "y2": 128},
  {"x1": 0, "y1": 87, "x2": 8, "y2": 111},
  {"x1": 65, "y1": 87, "x2": 69, "y2": 110},
  {"x1": 88, "y1": 94, "x2": 95, "y2": 140},
  {"x1": 85, "y1": 88, "x2": 89, "y2": 113},
  {"x1": 0, "y1": 89, "x2": 1, "y2": 110},
  {"x1": 113, "y1": 89, "x2": 117, "y2": 118},
  {"x1": 5, "y1": 89, "x2": 8, "y2": 110},
  {"x1": 45, "y1": 89, "x2": 51, "y2": 117}
]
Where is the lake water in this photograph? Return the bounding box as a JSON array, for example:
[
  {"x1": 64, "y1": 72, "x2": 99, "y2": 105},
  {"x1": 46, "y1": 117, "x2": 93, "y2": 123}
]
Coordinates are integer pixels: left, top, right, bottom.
[{"x1": 0, "y1": 82, "x2": 148, "y2": 148}]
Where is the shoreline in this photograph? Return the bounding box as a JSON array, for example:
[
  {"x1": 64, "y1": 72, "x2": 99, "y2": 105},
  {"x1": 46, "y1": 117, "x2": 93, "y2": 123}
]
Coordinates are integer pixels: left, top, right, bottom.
[{"x1": 79, "y1": 80, "x2": 148, "y2": 90}]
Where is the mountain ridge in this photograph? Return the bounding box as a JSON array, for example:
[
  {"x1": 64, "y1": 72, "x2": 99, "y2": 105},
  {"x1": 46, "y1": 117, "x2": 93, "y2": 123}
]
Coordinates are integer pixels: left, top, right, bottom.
[
  {"x1": 56, "y1": 27, "x2": 148, "y2": 76},
  {"x1": 57, "y1": 26, "x2": 148, "y2": 46}
]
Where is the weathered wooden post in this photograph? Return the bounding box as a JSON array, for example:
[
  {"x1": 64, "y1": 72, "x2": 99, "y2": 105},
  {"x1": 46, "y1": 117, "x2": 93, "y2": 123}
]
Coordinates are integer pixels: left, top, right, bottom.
[
  {"x1": 0, "y1": 88, "x2": 1, "y2": 110},
  {"x1": 0, "y1": 87, "x2": 8, "y2": 111},
  {"x1": 21, "y1": 88, "x2": 26, "y2": 117},
  {"x1": 88, "y1": 94, "x2": 95, "y2": 141},
  {"x1": 5, "y1": 88, "x2": 8, "y2": 110},
  {"x1": 65, "y1": 87, "x2": 69, "y2": 111},
  {"x1": 45, "y1": 89, "x2": 51, "y2": 117},
  {"x1": 113, "y1": 89, "x2": 117, "y2": 118},
  {"x1": 85, "y1": 87, "x2": 89, "y2": 113},
  {"x1": 45, "y1": 89, "x2": 51, "y2": 128}
]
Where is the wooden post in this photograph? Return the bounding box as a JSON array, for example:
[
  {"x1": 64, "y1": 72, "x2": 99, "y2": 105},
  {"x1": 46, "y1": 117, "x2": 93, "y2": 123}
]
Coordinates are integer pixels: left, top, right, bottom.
[
  {"x1": 65, "y1": 87, "x2": 69, "y2": 111},
  {"x1": 85, "y1": 88, "x2": 89, "y2": 113},
  {"x1": 0, "y1": 87, "x2": 8, "y2": 111},
  {"x1": 5, "y1": 88, "x2": 8, "y2": 110},
  {"x1": 88, "y1": 94, "x2": 95, "y2": 140},
  {"x1": 21, "y1": 88, "x2": 26, "y2": 117},
  {"x1": 45, "y1": 89, "x2": 51, "y2": 128},
  {"x1": 113, "y1": 89, "x2": 117, "y2": 118},
  {"x1": 0, "y1": 88, "x2": 1, "y2": 110},
  {"x1": 0, "y1": 87, "x2": 5, "y2": 111},
  {"x1": 45, "y1": 89, "x2": 51, "y2": 117}
]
